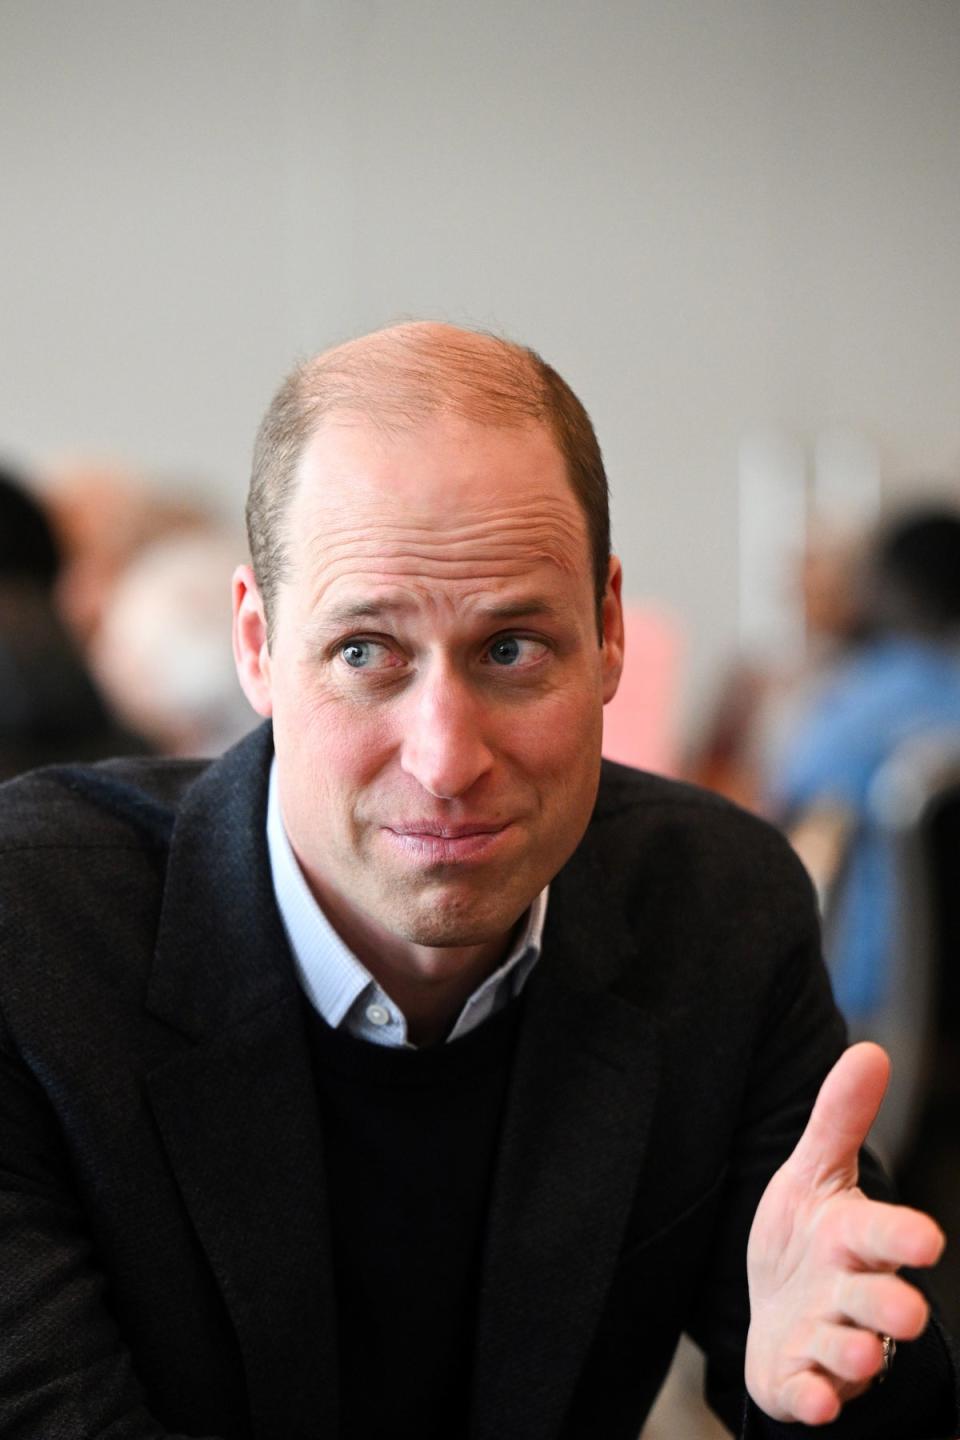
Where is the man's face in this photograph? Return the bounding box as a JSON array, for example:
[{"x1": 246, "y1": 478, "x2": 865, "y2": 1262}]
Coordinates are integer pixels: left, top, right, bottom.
[{"x1": 235, "y1": 411, "x2": 623, "y2": 967}]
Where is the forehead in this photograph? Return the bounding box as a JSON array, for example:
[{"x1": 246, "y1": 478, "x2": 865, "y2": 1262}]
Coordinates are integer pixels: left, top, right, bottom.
[{"x1": 284, "y1": 413, "x2": 590, "y2": 606}]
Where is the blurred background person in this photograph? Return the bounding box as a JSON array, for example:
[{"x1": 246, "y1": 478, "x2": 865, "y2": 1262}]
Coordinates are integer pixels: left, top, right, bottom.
[
  {"x1": 764, "y1": 505, "x2": 960, "y2": 1036},
  {"x1": 0, "y1": 463, "x2": 147, "y2": 778},
  {"x1": 45, "y1": 460, "x2": 213, "y2": 648},
  {"x1": 91, "y1": 527, "x2": 256, "y2": 757},
  {"x1": 38, "y1": 458, "x2": 253, "y2": 759},
  {"x1": 687, "y1": 517, "x2": 871, "y2": 814}
]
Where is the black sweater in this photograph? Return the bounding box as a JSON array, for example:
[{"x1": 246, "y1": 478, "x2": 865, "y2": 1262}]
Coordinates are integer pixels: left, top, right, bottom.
[{"x1": 304, "y1": 995, "x2": 525, "y2": 1440}]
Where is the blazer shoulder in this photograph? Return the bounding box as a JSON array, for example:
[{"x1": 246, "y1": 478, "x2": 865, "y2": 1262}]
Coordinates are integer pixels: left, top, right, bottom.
[
  {"x1": 0, "y1": 754, "x2": 209, "y2": 856},
  {"x1": 596, "y1": 757, "x2": 742, "y2": 812},
  {"x1": 588, "y1": 758, "x2": 814, "y2": 905},
  {"x1": 595, "y1": 756, "x2": 779, "y2": 832}
]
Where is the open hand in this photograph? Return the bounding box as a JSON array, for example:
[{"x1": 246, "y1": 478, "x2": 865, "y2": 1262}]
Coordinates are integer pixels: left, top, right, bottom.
[{"x1": 745, "y1": 1043, "x2": 946, "y2": 1425}]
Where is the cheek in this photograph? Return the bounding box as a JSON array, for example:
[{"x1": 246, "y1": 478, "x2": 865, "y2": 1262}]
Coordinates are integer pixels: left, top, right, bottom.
[
  {"x1": 545, "y1": 671, "x2": 605, "y2": 745},
  {"x1": 504, "y1": 685, "x2": 604, "y2": 784},
  {"x1": 274, "y1": 676, "x2": 398, "y2": 788}
]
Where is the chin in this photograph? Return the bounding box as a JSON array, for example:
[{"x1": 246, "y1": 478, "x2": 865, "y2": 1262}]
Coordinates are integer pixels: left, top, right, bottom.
[{"x1": 387, "y1": 892, "x2": 526, "y2": 951}]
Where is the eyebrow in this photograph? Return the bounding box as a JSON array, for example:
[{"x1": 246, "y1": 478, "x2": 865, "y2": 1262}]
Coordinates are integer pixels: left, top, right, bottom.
[
  {"x1": 319, "y1": 595, "x2": 565, "y2": 627},
  {"x1": 478, "y1": 598, "x2": 565, "y2": 621}
]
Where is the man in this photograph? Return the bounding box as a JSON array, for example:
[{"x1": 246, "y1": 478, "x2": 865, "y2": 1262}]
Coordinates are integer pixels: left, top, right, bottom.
[{"x1": 0, "y1": 323, "x2": 956, "y2": 1440}]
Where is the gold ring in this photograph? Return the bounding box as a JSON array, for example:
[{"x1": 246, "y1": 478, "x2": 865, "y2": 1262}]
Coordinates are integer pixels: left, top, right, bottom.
[{"x1": 878, "y1": 1334, "x2": 896, "y2": 1382}]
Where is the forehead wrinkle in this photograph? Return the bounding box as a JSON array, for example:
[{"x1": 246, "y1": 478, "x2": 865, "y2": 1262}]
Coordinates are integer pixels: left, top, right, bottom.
[
  {"x1": 301, "y1": 543, "x2": 583, "y2": 615},
  {"x1": 301, "y1": 552, "x2": 579, "y2": 625},
  {"x1": 297, "y1": 505, "x2": 586, "y2": 581}
]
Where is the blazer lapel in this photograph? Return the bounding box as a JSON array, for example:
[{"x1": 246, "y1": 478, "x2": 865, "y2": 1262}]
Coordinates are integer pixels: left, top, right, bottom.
[
  {"x1": 471, "y1": 867, "x2": 660, "y2": 1440},
  {"x1": 144, "y1": 727, "x2": 338, "y2": 1440}
]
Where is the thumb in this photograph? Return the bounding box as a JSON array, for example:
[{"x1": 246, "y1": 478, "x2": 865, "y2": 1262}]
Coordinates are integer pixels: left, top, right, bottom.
[{"x1": 784, "y1": 1042, "x2": 890, "y2": 1190}]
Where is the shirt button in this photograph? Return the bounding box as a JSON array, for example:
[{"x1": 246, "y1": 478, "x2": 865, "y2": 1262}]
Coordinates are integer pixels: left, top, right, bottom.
[{"x1": 366, "y1": 1003, "x2": 391, "y2": 1027}]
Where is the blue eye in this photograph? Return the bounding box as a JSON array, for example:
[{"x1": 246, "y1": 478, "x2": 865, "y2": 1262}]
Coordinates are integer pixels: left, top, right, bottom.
[
  {"x1": 343, "y1": 642, "x2": 371, "y2": 668},
  {"x1": 489, "y1": 636, "x2": 522, "y2": 666},
  {"x1": 486, "y1": 636, "x2": 548, "y2": 668},
  {"x1": 340, "y1": 640, "x2": 382, "y2": 669}
]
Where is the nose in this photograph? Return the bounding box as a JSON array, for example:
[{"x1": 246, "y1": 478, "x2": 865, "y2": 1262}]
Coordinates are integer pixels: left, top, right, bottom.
[{"x1": 399, "y1": 665, "x2": 495, "y2": 800}]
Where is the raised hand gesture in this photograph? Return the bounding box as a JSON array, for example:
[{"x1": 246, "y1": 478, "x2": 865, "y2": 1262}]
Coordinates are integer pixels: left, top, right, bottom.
[{"x1": 745, "y1": 1043, "x2": 946, "y2": 1425}]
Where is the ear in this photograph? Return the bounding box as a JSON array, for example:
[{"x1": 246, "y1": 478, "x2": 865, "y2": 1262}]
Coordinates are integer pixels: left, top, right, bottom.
[
  {"x1": 600, "y1": 555, "x2": 625, "y2": 705},
  {"x1": 232, "y1": 564, "x2": 274, "y2": 717}
]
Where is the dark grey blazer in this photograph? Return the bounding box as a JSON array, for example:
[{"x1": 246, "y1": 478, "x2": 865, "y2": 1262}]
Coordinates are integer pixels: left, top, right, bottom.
[{"x1": 0, "y1": 724, "x2": 955, "y2": 1439}]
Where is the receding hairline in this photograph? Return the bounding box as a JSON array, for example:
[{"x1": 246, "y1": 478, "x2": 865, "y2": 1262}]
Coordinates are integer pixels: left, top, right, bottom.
[
  {"x1": 286, "y1": 320, "x2": 557, "y2": 431},
  {"x1": 267, "y1": 320, "x2": 590, "y2": 575}
]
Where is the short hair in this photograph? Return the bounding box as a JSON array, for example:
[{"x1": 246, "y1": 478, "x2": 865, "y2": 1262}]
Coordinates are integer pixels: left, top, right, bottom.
[
  {"x1": 0, "y1": 466, "x2": 61, "y2": 590},
  {"x1": 246, "y1": 323, "x2": 610, "y2": 640},
  {"x1": 868, "y1": 506, "x2": 960, "y2": 635}
]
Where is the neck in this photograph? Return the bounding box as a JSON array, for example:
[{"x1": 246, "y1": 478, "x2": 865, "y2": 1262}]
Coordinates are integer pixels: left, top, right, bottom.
[
  {"x1": 363, "y1": 939, "x2": 511, "y2": 1046},
  {"x1": 307, "y1": 885, "x2": 519, "y2": 1047}
]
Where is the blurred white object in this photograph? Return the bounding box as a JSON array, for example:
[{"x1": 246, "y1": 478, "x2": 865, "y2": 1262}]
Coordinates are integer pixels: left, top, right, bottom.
[
  {"x1": 93, "y1": 531, "x2": 256, "y2": 757},
  {"x1": 813, "y1": 426, "x2": 881, "y2": 532}
]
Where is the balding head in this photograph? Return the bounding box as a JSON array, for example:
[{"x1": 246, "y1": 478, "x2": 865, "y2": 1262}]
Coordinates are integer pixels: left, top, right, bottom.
[{"x1": 246, "y1": 322, "x2": 610, "y2": 639}]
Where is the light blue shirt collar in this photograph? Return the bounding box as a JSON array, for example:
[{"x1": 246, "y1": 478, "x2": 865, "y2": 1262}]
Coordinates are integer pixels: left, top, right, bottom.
[{"x1": 265, "y1": 759, "x2": 546, "y2": 1047}]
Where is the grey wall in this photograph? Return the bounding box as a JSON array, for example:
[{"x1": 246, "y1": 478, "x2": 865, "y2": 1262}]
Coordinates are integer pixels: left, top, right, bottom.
[{"x1": 3, "y1": 0, "x2": 959, "y2": 729}]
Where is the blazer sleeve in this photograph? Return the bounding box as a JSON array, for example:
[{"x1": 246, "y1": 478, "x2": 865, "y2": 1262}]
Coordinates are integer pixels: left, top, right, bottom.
[
  {"x1": 682, "y1": 876, "x2": 960, "y2": 1439},
  {"x1": 0, "y1": 1014, "x2": 223, "y2": 1440}
]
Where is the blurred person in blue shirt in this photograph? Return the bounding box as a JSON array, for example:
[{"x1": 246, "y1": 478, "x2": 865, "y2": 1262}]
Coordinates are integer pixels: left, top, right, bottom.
[{"x1": 767, "y1": 506, "x2": 960, "y2": 1027}]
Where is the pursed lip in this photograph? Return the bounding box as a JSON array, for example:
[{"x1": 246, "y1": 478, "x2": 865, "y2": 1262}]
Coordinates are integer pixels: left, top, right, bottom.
[
  {"x1": 386, "y1": 820, "x2": 507, "y2": 839},
  {"x1": 381, "y1": 819, "x2": 513, "y2": 862}
]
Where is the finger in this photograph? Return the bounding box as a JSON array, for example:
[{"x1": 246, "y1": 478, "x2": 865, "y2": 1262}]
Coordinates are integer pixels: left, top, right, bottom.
[
  {"x1": 840, "y1": 1196, "x2": 946, "y2": 1271},
  {"x1": 836, "y1": 1270, "x2": 930, "y2": 1339},
  {"x1": 809, "y1": 1323, "x2": 885, "y2": 1384},
  {"x1": 786, "y1": 1043, "x2": 890, "y2": 1189},
  {"x1": 777, "y1": 1369, "x2": 842, "y2": 1427}
]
